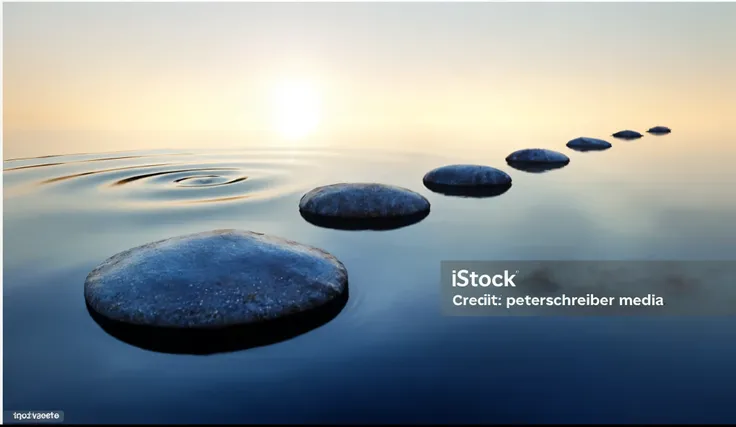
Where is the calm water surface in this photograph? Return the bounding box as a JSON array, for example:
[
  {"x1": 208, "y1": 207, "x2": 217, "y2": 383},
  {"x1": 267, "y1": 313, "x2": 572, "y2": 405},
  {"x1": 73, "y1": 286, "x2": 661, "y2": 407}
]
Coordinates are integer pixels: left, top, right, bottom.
[{"x1": 4, "y1": 130, "x2": 736, "y2": 423}]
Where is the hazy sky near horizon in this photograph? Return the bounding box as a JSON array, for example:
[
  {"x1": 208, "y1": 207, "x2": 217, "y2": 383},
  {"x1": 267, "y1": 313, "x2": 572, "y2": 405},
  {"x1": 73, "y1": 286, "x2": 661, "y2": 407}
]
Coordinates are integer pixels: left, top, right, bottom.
[{"x1": 4, "y1": 2, "x2": 736, "y2": 141}]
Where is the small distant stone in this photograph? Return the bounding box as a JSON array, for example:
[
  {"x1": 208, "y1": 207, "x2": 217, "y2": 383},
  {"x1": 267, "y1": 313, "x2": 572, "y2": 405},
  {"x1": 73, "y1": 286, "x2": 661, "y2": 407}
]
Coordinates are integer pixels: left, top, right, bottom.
[
  {"x1": 647, "y1": 126, "x2": 671, "y2": 134},
  {"x1": 84, "y1": 230, "x2": 348, "y2": 337},
  {"x1": 612, "y1": 130, "x2": 643, "y2": 139},
  {"x1": 566, "y1": 137, "x2": 612, "y2": 151},
  {"x1": 299, "y1": 183, "x2": 430, "y2": 230}
]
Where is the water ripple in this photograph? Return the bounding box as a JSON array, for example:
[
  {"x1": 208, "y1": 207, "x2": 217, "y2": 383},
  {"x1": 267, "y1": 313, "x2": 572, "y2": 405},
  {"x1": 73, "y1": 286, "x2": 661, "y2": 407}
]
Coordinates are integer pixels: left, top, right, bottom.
[
  {"x1": 111, "y1": 168, "x2": 244, "y2": 187},
  {"x1": 4, "y1": 153, "x2": 193, "y2": 171},
  {"x1": 41, "y1": 163, "x2": 172, "y2": 184},
  {"x1": 5, "y1": 162, "x2": 66, "y2": 171},
  {"x1": 4, "y1": 148, "x2": 429, "y2": 209}
]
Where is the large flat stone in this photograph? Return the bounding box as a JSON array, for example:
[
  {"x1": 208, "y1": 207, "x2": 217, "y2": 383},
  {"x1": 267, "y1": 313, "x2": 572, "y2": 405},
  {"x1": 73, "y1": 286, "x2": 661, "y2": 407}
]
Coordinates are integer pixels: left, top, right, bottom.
[{"x1": 84, "y1": 229, "x2": 349, "y2": 354}]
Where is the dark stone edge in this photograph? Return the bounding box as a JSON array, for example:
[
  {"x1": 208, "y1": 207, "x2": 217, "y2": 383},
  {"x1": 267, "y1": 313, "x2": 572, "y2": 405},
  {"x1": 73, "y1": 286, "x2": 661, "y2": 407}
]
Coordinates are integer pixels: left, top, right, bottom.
[
  {"x1": 566, "y1": 145, "x2": 612, "y2": 153},
  {"x1": 86, "y1": 285, "x2": 350, "y2": 355},
  {"x1": 299, "y1": 208, "x2": 430, "y2": 231},
  {"x1": 422, "y1": 180, "x2": 512, "y2": 198},
  {"x1": 612, "y1": 134, "x2": 643, "y2": 140},
  {"x1": 503, "y1": 157, "x2": 571, "y2": 165},
  {"x1": 505, "y1": 159, "x2": 570, "y2": 174}
]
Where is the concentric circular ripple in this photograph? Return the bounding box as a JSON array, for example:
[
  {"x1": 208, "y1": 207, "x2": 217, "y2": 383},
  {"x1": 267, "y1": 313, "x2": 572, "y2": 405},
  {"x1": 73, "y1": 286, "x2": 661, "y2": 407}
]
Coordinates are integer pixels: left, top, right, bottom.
[{"x1": 4, "y1": 150, "x2": 328, "y2": 207}]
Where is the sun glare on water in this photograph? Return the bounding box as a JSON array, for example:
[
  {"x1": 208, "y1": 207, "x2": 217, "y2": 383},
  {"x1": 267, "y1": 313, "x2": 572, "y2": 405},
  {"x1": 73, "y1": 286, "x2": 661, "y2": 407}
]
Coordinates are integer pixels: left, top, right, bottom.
[{"x1": 268, "y1": 79, "x2": 322, "y2": 140}]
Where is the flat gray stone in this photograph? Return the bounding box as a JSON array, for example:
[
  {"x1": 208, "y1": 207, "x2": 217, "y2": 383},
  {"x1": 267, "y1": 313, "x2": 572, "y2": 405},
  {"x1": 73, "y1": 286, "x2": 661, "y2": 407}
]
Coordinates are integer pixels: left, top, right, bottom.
[
  {"x1": 423, "y1": 164, "x2": 512, "y2": 197},
  {"x1": 505, "y1": 148, "x2": 570, "y2": 173},
  {"x1": 612, "y1": 130, "x2": 643, "y2": 139},
  {"x1": 299, "y1": 183, "x2": 430, "y2": 230},
  {"x1": 647, "y1": 126, "x2": 671, "y2": 134},
  {"x1": 423, "y1": 164, "x2": 511, "y2": 187},
  {"x1": 84, "y1": 230, "x2": 348, "y2": 330},
  {"x1": 566, "y1": 137, "x2": 612, "y2": 151},
  {"x1": 506, "y1": 148, "x2": 570, "y2": 165}
]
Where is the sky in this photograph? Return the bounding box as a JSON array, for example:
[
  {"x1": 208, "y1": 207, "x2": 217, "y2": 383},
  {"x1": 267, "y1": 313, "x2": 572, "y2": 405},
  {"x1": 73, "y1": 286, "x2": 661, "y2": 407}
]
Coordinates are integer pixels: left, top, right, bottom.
[{"x1": 4, "y1": 2, "x2": 736, "y2": 149}]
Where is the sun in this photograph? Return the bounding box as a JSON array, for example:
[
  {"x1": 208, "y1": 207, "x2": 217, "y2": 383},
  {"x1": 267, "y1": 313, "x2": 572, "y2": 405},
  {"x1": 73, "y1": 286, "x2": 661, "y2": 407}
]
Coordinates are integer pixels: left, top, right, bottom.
[{"x1": 268, "y1": 79, "x2": 322, "y2": 140}]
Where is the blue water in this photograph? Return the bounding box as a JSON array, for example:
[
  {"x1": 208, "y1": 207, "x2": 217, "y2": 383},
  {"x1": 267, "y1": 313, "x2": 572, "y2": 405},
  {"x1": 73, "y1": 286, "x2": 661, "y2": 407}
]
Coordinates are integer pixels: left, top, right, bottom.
[{"x1": 4, "y1": 132, "x2": 736, "y2": 423}]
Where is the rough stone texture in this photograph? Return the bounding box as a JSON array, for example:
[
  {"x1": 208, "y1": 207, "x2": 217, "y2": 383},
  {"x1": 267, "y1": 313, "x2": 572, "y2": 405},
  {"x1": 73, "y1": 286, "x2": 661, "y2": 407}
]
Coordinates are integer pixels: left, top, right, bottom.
[
  {"x1": 505, "y1": 149, "x2": 570, "y2": 165},
  {"x1": 612, "y1": 130, "x2": 643, "y2": 139},
  {"x1": 84, "y1": 229, "x2": 349, "y2": 329},
  {"x1": 423, "y1": 164, "x2": 512, "y2": 187},
  {"x1": 566, "y1": 137, "x2": 612, "y2": 151},
  {"x1": 648, "y1": 126, "x2": 671, "y2": 134},
  {"x1": 299, "y1": 183, "x2": 430, "y2": 219},
  {"x1": 505, "y1": 149, "x2": 570, "y2": 173},
  {"x1": 422, "y1": 164, "x2": 512, "y2": 197}
]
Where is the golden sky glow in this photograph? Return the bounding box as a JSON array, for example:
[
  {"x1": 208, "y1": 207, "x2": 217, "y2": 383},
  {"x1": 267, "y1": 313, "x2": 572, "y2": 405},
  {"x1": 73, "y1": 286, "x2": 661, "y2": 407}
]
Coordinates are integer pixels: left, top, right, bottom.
[{"x1": 4, "y1": 3, "x2": 736, "y2": 152}]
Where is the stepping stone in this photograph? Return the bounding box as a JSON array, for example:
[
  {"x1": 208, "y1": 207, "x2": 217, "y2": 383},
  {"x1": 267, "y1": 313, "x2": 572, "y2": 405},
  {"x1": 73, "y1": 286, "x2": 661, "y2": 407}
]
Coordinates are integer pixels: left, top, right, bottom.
[
  {"x1": 299, "y1": 183, "x2": 430, "y2": 230},
  {"x1": 566, "y1": 137, "x2": 612, "y2": 152},
  {"x1": 612, "y1": 130, "x2": 643, "y2": 140},
  {"x1": 84, "y1": 229, "x2": 349, "y2": 354},
  {"x1": 647, "y1": 126, "x2": 671, "y2": 135},
  {"x1": 423, "y1": 164, "x2": 512, "y2": 197},
  {"x1": 505, "y1": 148, "x2": 570, "y2": 173}
]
